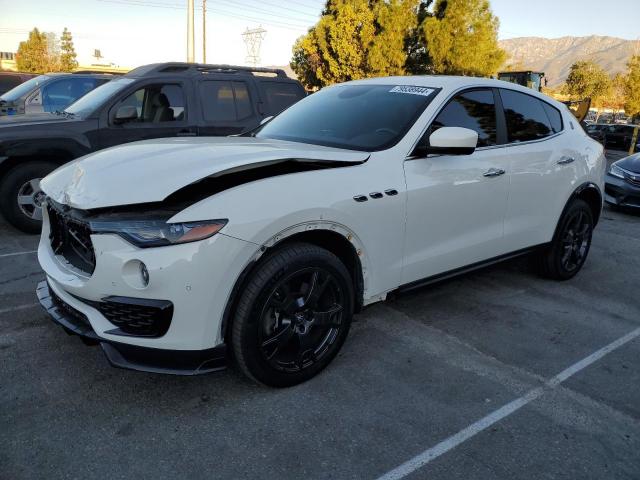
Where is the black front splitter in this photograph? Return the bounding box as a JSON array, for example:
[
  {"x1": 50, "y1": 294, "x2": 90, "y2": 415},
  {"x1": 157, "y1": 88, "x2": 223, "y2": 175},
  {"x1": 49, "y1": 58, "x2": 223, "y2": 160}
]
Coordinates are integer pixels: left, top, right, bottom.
[{"x1": 36, "y1": 280, "x2": 227, "y2": 376}]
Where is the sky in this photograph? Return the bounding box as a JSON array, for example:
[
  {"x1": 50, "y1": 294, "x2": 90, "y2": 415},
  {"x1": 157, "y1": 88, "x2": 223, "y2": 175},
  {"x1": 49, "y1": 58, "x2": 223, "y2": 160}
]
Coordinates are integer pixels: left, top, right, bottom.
[{"x1": 0, "y1": 0, "x2": 638, "y2": 68}]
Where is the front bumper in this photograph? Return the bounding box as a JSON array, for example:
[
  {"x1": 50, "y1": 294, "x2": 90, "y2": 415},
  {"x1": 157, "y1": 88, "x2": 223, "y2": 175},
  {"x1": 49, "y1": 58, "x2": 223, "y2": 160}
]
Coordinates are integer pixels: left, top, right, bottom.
[
  {"x1": 37, "y1": 280, "x2": 227, "y2": 375},
  {"x1": 604, "y1": 173, "x2": 640, "y2": 208}
]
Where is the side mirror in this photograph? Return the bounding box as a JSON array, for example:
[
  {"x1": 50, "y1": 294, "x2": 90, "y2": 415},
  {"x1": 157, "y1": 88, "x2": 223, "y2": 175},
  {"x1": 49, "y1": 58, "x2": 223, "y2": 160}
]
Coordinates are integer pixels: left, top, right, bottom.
[
  {"x1": 415, "y1": 127, "x2": 478, "y2": 156},
  {"x1": 114, "y1": 105, "x2": 138, "y2": 124},
  {"x1": 260, "y1": 115, "x2": 273, "y2": 126}
]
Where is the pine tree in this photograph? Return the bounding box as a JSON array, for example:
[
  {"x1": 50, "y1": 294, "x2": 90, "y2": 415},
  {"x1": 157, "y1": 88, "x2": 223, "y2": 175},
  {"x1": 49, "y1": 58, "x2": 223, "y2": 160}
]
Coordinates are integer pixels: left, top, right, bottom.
[
  {"x1": 15, "y1": 28, "x2": 50, "y2": 73},
  {"x1": 624, "y1": 56, "x2": 640, "y2": 119},
  {"x1": 291, "y1": 0, "x2": 420, "y2": 89},
  {"x1": 59, "y1": 28, "x2": 78, "y2": 72},
  {"x1": 423, "y1": 0, "x2": 506, "y2": 77}
]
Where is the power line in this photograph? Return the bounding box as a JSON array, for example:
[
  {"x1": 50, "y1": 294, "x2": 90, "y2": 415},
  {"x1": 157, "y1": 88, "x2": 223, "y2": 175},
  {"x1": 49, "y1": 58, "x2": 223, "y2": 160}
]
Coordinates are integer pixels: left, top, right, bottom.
[
  {"x1": 215, "y1": 0, "x2": 314, "y2": 26},
  {"x1": 96, "y1": 0, "x2": 311, "y2": 31},
  {"x1": 224, "y1": 0, "x2": 320, "y2": 21}
]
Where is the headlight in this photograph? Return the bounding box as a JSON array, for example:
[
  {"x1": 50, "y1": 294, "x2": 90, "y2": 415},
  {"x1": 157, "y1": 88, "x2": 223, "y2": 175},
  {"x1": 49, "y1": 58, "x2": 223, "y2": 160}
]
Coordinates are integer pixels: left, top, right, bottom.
[
  {"x1": 609, "y1": 163, "x2": 627, "y2": 179},
  {"x1": 91, "y1": 219, "x2": 228, "y2": 248}
]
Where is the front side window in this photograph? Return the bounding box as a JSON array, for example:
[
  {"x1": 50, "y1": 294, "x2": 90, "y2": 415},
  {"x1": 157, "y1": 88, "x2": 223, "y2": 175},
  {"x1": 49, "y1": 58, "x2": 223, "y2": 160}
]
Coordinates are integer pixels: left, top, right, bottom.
[
  {"x1": 430, "y1": 89, "x2": 497, "y2": 147},
  {"x1": 116, "y1": 83, "x2": 185, "y2": 123},
  {"x1": 200, "y1": 80, "x2": 253, "y2": 122},
  {"x1": 256, "y1": 84, "x2": 438, "y2": 151},
  {"x1": 500, "y1": 89, "x2": 553, "y2": 143}
]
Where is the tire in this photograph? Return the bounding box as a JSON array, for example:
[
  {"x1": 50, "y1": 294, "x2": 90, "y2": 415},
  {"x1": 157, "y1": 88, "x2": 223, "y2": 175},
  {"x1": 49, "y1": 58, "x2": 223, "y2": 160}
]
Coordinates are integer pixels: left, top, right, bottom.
[
  {"x1": 538, "y1": 199, "x2": 594, "y2": 280},
  {"x1": 232, "y1": 242, "x2": 354, "y2": 387},
  {"x1": 0, "y1": 161, "x2": 58, "y2": 233}
]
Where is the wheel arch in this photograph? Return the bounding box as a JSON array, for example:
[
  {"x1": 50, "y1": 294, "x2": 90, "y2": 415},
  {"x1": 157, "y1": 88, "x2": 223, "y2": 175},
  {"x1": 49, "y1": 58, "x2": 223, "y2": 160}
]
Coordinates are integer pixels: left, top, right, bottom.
[
  {"x1": 550, "y1": 182, "x2": 602, "y2": 243},
  {"x1": 220, "y1": 224, "x2": 367, "y2": 343},
  {"x1": 0, "y1": 149, "x2": 76, "y2": 179},
  {"x1": 571, "y1": 182, "x2": 603, "y2": 226}
]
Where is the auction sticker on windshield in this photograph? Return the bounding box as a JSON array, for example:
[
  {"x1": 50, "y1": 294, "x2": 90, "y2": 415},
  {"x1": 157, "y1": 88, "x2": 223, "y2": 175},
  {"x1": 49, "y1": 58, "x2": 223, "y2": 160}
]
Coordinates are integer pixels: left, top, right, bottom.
[{"x1": 389, "y1": 86, "x2": 435, "y2": 96}]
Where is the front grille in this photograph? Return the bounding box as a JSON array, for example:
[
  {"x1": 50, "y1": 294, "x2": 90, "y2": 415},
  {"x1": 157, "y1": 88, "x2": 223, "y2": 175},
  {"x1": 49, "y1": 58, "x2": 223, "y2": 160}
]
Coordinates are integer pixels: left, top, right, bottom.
[
  {"x1": 96, "y1": 297, "x2": 173, "y2": 337},
  {"x1": 47, "y1": 202, "x2": 96, "y2": 274}
]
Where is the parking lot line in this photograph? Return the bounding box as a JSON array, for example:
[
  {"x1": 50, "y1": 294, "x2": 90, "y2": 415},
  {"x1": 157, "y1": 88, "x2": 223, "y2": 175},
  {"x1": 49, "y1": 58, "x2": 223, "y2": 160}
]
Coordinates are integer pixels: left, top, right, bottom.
[
  {"x1": 0, "y1": 250, "x2": 37, "y2": 258},
  {"x1": 376, "y1": 326, "x2": 640, "y2": 480},
  {"x1": 0, "y1": 303, "x2": 39, "y2": 315}
]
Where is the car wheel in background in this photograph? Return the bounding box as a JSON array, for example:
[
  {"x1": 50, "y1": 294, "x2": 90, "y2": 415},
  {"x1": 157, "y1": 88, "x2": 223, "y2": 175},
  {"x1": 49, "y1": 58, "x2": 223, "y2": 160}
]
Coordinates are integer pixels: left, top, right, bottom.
[
  {"x1": 0, "y1": 161, "x2": 57, "y2": 233},
  {"x1": 538, "y1": 198, "x2": 594, "y2": 280},
  {"x1": 232, "y1": 242, "x2": 354, "y2": 387}
]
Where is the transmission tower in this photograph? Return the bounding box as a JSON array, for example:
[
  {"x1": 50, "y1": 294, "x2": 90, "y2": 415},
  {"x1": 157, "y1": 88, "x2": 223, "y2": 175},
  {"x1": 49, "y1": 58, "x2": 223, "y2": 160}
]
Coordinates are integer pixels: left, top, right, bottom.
[{"x1": 242, "y1": 27, "x2": 267, "y2": 67}]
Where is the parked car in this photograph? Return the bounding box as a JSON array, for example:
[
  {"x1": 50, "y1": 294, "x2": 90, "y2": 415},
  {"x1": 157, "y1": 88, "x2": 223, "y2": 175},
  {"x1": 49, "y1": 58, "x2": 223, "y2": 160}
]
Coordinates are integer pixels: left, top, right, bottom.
[
  {"x1": 0, "y1": 72, "x2": 36, "y2": 96},
  {"x1": 586, "y1": 123, "x2": 607, "y2": 143},
  {"x1": 36, "y1": 77, "x2": 605, "y2": 386},
  {"x1": 0, "y1": 73, "x2": 112, "y2": 116},
  {"x1": 601, "y1": 124, "x2": 639, "y2": 151},
  {"x1": 605, "y1": 153, "x2": 640, "y2": 208},
  {"x1": 0, "y1": 63, "x2": 306, "y2": 232}
]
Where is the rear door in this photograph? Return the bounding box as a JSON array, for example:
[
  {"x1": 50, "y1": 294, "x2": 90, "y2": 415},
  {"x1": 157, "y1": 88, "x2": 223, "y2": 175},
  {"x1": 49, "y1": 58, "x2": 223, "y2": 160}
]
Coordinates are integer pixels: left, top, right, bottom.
[
  {"x1": 97, "y1": 80, "x2": 192, "y2": 149},
  {"x1": 197, "y1": 78, "x2": 259, "y2": 136},
  {"x1": 500, "y1": 89, "x2": 576, "y2": 249}
]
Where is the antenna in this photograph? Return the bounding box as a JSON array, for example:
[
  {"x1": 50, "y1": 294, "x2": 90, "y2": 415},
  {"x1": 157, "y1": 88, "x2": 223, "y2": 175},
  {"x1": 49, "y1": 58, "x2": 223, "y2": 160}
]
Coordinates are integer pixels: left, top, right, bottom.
[{"x1": 242, "y1": 26, "x2": 266, "y2": 67}]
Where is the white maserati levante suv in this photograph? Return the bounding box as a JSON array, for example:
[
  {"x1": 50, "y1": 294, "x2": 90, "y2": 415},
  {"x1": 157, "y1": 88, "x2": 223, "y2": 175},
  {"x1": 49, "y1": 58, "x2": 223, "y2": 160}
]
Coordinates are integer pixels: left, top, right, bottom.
[{"x1": 37, "y1": 77, "x2": 605, "y2": 386}]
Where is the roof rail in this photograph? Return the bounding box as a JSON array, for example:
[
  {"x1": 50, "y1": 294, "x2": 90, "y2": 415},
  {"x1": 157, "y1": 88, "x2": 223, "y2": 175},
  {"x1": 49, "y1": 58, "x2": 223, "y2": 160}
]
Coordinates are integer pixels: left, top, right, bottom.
[{"x1": 129, "y1": 63, "x2": 288, "y2": 78}]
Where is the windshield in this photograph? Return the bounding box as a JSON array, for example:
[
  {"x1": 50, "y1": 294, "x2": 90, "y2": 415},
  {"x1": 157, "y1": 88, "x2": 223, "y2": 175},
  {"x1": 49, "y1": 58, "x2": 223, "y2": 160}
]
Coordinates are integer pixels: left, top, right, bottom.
[
  {"x1": 256, "y1": 84, "x2": 438, "y2": 151},
  {"x1": 0, "y1": 75, "x2": 50, "y2": 102},
  {"x1": 65, "y1": 78, "x2": 135, "y2": 116}
]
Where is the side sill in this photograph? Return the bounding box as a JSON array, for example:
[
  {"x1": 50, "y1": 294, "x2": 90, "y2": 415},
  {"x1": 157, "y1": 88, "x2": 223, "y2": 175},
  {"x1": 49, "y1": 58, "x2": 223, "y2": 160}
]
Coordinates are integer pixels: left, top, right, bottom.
[{"x1": 396, "y1": 244, "x2": 548, "y2": 294}]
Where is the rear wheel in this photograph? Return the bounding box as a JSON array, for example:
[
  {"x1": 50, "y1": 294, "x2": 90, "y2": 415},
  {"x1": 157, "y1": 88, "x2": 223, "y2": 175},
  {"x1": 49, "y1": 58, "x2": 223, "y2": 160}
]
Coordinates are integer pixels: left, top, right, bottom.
[
  {"x1": 0, "y1": 161, "x2": 58, "y2": 233},
  {"x1": 232, "y1": 243, "x2": 354, "y2": 387},
  {"x1": 538, "y1": 199, "x2": 594, "y2": 280}
]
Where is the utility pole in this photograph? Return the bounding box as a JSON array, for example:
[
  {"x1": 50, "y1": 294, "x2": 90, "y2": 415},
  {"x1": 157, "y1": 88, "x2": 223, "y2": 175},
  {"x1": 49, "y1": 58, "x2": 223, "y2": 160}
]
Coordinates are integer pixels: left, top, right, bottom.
[
  {"x1": 202, "y1": 0, "x2": 206, "y2": 63},
  {"x1": 187, "y1": 0, "x2": 195, "y2": 62}
]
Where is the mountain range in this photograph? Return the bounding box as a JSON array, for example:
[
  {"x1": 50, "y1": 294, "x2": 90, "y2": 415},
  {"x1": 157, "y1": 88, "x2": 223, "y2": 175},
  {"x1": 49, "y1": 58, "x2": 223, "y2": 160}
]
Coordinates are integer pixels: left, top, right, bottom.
[{"x1": 499, "y1": 36, "x2": 639, "y2": 86}]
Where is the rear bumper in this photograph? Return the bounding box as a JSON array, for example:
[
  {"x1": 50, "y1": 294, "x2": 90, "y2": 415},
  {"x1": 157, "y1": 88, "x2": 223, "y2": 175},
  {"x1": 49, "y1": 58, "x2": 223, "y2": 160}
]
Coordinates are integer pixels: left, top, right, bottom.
[
  {"x1": 37, "y1": 280, "x2": 227, "y2": 375},
  {"x1": 604, "y1": 174, "x2": 640, "y2": 208}
]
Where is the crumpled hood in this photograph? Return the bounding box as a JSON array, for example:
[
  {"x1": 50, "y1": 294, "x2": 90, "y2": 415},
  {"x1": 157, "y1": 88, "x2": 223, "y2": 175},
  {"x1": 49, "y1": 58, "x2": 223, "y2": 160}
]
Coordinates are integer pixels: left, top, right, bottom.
[{"x1": 41, "y1": 136, "x2": 369, "y2": 209}]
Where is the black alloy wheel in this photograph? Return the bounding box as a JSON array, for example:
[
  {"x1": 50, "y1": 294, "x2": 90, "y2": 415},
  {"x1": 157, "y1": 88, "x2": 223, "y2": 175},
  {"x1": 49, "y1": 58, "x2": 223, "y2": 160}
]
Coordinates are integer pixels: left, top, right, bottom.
[
  {"x1": 539, "y1": 198, "x2": 594, "y2": 280},
  {"x1": 258, "y1": 267, "x2": 345, "y2": 373},
  {"x1": 232, "y1": 243, "x2": 354, "y2": 387}
]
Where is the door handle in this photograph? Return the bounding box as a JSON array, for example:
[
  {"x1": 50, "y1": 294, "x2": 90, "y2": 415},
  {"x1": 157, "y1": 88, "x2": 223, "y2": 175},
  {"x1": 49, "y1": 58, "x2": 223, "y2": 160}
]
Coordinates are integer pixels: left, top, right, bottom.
[
  {"x1": 177, "y1": 129, "x2": 197, "y2": 137},
  {"x1": 557, "y1": 156, "x2": 575, "y2": 165},
  {"x1": 483, "y1": 168, "x2": 505, "y2": 177}
]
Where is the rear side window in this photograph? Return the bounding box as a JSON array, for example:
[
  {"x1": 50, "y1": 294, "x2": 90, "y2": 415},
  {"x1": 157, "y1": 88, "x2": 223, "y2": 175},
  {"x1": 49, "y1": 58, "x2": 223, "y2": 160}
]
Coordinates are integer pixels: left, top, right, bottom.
[
  {"x1": 261, "y1": 81, "x2": 304, "y2": 115},
  {"x1": 431, "y1": 89, "x2": 497, "y2": 147},
  {"x1": 500, "y1": 89, "x2": 552, "y2": 142},
  {"x1": 200, "y1": 80, "x2": 253, "y2": 122},
  {"x1": 541, "y1": 102, "x2": 563, "y2": 134}
]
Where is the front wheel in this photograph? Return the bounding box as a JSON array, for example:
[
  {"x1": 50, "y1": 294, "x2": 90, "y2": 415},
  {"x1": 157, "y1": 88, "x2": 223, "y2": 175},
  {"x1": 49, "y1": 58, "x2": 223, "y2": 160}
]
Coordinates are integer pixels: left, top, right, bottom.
[
  {"x1": 231, "y1": 243, "x2": 354, "y2": 387},
  {"x1": 538, "y1": 198, "x2": 594, "y2": 280},
  {"x1": 0, "y1": 161, "x2": 58, "y2": 233}
]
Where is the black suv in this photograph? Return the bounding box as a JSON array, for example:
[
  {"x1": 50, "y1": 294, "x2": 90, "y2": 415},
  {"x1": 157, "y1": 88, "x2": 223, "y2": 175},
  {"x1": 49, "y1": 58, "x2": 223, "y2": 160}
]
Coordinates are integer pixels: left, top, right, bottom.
[{"x1": 0, "y1": 63, "x2": 306, "y2": 232}]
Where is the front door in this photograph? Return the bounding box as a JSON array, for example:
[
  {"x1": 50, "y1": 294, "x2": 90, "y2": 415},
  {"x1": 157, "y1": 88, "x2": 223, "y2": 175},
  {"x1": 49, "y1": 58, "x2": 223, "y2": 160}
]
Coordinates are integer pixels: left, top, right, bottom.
[
  {"x1": 98, "y1": 81, "x2": 193, "y2": 149},
  {"x1": 402, "y1": 88, "x2": 510, "y2": 284}
]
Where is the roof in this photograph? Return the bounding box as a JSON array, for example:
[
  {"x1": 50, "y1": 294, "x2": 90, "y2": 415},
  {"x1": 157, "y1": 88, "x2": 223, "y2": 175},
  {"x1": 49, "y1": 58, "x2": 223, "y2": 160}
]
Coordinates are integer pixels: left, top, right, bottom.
[
  {"x1": 340, "y1": 75, "x2": 565, "y2": 107},
  {"x1": 125, "y1": 62, "x2": 289, "y2": 79}
]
